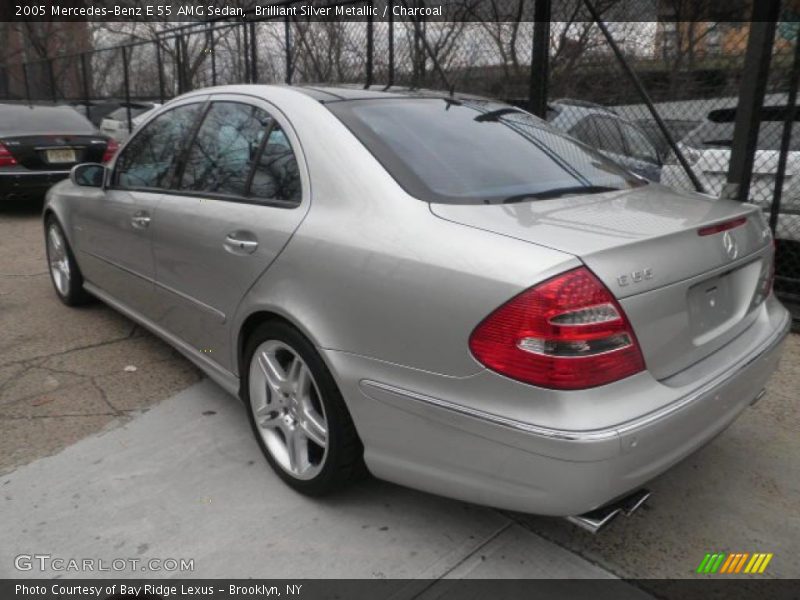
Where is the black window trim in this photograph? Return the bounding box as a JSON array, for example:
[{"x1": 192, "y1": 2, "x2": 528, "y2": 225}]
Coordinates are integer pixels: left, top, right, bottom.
[{"x1": 109, "y1": 96, "x2": 303, "y2": 210}]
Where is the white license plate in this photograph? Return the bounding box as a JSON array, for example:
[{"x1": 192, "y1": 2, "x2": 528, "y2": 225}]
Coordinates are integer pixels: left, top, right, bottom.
[{"x1": 47, "y1": 148, "x2": 76, "y2": 163}]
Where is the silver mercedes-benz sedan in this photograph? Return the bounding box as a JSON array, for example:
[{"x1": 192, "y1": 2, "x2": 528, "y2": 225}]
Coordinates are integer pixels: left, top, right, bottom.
[{"x1": 43, "y1": 85, "x2": 790, "y2": 527}]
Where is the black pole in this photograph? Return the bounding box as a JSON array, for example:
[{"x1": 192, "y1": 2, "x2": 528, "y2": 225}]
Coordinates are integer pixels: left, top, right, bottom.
[
  {"x1": 768, "y1": 35, "x2": 800, "y2": 233},
  {"x1": 529, "y1": 0, "x2": 550, "y2": 118},
  {"x1": 155, "y1": 42, "x2": 165, "y2": 103},
  {"x1": 80, "y1": 53, "x2": 91, "y2": 122},
  {"x1": 243, "y1": 21, "x2": 251, "y2": 83},
  {"x1": 250, "y1": 21, "x2": 258, "y2": 83},
  {"x1": 47, "y1": 58, "x2": 57, "y2": 103},
  {"x1": 725, "y1": 2, "x2": 780, "y2": 202},
  {"x1": 583, "y1": 0, "x2": 705, "y2": 192},
  {"x1": 365, "y1": 2, "x2": 374, "y2": 88},
  {"x1": 22, "y1": 63, "x2": 31, "y2": 105},
  {"x1": 386, "y1": 0, "x2": 395, "y2": 89},
  {"x1": 121, "y1": 46, "x2": 132, "y2": 134},
  {"x1": 175, "y1": 36, "x2": 183, "y2": 94},
  {"x1": 209, "y1": 23, "x2": 217, "y2": 86},
  {"x1": 285, "y1": 16, "x2": 293, "y2": 84}
]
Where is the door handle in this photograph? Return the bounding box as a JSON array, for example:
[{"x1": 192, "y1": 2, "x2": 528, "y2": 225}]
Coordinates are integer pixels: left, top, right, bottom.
[
  {"x1": 224, "y1": 232, "x2": 258, "y2": 255},
  {"x1": 131, "y1": 211, "x2": 151, "y2": 229}
]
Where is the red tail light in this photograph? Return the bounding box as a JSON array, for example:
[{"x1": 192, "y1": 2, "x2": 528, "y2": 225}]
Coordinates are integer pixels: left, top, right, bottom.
[
  {"x1": 469, "y1": 267, "x2": 645, "y2": 390},
  {"x1": 0, "y1": 142, "x2": 18, "y2": 167},
  {"x1": 101, "y1": 138, "x2": 119, "y2": 163}
]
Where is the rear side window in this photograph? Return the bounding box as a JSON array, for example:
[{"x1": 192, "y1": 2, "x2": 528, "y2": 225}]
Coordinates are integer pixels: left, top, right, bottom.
[
  {"x1": 328, "y1": 98, "x2": 640, "y2": 204},
  {"x1": 620, "y1": 122, "x2": 659, "y2": 163},
  {"x1": 590, "y1": 116, "x2": 627, "y2": 155},
  {"x1": 178, "y1": 102, "x2": 272, "y2": 197},
  {"x1": 569, "y1": 117, "x2": 602, "y2": 148},
  {"x1": 114, "y1": 103, "x2": 201, "y2": 190},
  {"x1": 249, "y1": 126, "x2": 302, "y2": 203}
]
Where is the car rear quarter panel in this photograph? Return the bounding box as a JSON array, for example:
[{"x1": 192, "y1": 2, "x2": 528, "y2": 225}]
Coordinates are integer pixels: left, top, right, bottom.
[{"x1": 230, "y1": 88, "x2": 580, "y2": 378}]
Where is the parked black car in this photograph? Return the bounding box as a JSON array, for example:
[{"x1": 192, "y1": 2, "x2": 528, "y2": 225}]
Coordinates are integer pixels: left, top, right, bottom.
[{"x1": 0, "y1": 103, "x2": 117, "y2": 202}]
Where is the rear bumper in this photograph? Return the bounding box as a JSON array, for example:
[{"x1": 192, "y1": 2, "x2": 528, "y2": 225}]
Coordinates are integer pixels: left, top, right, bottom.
[
  {"x1": 333, "y1": 297, "x2": 791, "y2": 516},
  {"x1": 0, "y1": 170, "x2": 71, "y2": 200}
]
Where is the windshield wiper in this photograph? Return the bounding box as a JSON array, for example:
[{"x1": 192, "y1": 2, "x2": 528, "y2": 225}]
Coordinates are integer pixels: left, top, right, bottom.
[
  {"x1": 501, "y1": 185, "x2": 622, "y2": 203},
  {"x1": 474, "y1": 107, "x2": 527, "y2": 122}
]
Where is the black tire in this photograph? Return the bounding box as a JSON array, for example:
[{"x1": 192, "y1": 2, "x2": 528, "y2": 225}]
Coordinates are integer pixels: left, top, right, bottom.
[
  {"x1": 44, "y1": 215, "x2": 91, "y2": 306},
  {"x1": 242, "y1": 320, "x2": 366, "y2": 495}
]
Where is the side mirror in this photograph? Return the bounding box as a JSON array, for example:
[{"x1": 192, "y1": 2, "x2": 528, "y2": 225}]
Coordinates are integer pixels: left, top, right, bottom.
[{"x1": 70, "y1": 163, "x2": 106, "y2": 188}]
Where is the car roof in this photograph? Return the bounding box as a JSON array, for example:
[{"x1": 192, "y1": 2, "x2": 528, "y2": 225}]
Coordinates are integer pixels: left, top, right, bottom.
[
  {"x1": 0, "y1": 103, "x2": 97, "y2": 136},
  {"x1": 290, "y1": 84, "x2": 495, "y2": 104}
]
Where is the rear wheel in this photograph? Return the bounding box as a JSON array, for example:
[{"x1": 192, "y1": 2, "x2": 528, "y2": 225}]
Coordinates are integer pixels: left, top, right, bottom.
[
  {"x1": 243, "y1": 321, "x2": 366, "y2": 495},
  {"x1": 45, "y1": 216, "x2": 91, "y2": 306}
]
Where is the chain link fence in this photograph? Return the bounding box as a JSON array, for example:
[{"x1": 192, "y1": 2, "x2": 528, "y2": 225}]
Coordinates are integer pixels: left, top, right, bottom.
[{"x1": 0, "y1": 0, "x2": 798, "y2": 318}]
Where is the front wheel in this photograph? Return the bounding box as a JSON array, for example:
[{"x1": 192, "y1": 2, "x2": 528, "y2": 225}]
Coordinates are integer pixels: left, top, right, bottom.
[
  {"x1": 45, "y1": 216, "x2": 91, "y2": 306},
  {"x1": 243, "y1": 321, "x2": 366, "y2": 495}
]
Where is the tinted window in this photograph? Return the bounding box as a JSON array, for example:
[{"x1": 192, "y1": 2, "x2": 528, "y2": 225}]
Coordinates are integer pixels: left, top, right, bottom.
[
  {"x1": 328, "y1": 99, "x2": 641, "y2": 205},
  {"x1": 569, "y1": 117, "x2": 602, "y2": 147},
  {"x1": 620, "y1": 122, "x2": 659, "y2": 163},
  {"x1": 591, "y1": 116, "x2": 627, "y2": 155},
  {"x1": 179, "y1": 102, "x2": 271, "y2": 196},
  {"x1": 249, "y1": 125, "x2": 302, "y2": 203},
  {"x1": 114, "y1": 103, "x2": 201, "y2": 189}
]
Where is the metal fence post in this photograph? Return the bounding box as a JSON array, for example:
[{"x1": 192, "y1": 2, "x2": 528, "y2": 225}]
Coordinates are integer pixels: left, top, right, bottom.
[
  {"x1": 529, "y1": 0, "x2": 550, "y2": 118},
  {"x1": 121, "y1": 46, "x2": 132, "y2": 134},
  {"x1": 22, "y1": 63, "x2": 31, "y2": 104},
  {"x1": 723, "y1": 3, "x2": 780, "y2": 202},
  {"x1": 243, "y1": 21, "x2": 251, "y2": 83},
  {"x1": 250, "y1": 21, "x2": 258, "y2": 83},
  {"x1": 285, "y1": 17, "x2": 293, "y2": 84},
  {"x1": 365, "y1": 1, "x2": 374, "y2": 88},
  {"x1": 386, "y1": 0, "x2": 395, "y2": 89},
  {"x1": 47, "y1": 58, "x2": 57, "y2": 103},
  {"x1": 155, "y1": 42, "x2": 166, "y2": 103},
  {"x1": 583, "y1": 0, "x2": 705, "y2": 192},
  {"x1": 175, "y1": 35, "x2": 183, "y2": 94},
  {"x1": 768, "y1": 34, "x2": 800, "y2": 233},
  {"x1": 209, "y1": 24, "x2": 217, "y2": 86},
  {"x1": 80, "y1": 53, "x2": 91, "y2": 122}
]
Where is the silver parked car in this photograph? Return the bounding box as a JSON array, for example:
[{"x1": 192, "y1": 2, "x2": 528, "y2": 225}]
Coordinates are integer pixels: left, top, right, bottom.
[{"x1": 43, "y1": 85, "x2": 790, "y2": 529}]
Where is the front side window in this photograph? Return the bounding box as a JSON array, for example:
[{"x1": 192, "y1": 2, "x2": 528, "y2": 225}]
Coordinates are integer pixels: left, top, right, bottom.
[
  {"x1": 328, "y1": 98, "x2": 641, "y2": 205},
  {"x1": 178, "y1": 102, "x2": 272, "y2": 196},
  {"x1": 114, "y1": 103, "x2": 201, "y2": 189}
]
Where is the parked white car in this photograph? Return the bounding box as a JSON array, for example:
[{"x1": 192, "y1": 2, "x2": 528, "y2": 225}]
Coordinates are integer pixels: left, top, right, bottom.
[
  {"x1": 99, "y1": 102, "x2": 161, "y2": 141},
  {"x1": 662, "y1": 106, "x2": 800, "y2": 304}
]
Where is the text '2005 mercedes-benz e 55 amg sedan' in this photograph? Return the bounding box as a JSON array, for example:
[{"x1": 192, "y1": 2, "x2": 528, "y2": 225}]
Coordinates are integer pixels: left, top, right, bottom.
[{"x1": 43, "y1": 85, "x2": 790, "y2": 528}]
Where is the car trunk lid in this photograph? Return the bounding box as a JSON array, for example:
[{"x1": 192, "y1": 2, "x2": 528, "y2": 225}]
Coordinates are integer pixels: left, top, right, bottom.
[
  {"x1": 430, "y1": 184, "x2": 773, "y2": 380},
  {"x1": 0, "y1": 135, "x2": 107, "y2": 170}
]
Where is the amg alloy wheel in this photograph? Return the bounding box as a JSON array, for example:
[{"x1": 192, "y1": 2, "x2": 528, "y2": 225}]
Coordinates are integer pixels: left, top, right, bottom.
[{"x1": 243, "y1": 321, "x2": 365, "y2": 494}]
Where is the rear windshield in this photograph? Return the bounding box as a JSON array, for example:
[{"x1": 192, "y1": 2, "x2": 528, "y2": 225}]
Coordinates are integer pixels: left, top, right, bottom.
[
  {"x1": 327, "y1": 98, "x2": 643, "y2": 204},
  {"x1": 0, "y1": 104, "x2": 95, "y2": 135}
]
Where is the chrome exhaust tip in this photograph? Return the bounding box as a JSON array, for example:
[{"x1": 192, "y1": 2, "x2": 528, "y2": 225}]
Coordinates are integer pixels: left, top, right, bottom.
[{"x1": 566, "y1": 488, "x2": 651, "y2": 534}]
